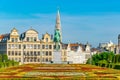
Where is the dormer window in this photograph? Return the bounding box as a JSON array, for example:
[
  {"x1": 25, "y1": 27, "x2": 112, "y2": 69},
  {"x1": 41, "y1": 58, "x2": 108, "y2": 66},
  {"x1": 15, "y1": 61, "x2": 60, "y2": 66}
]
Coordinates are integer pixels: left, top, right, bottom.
[
  {"x1": 30, "y1": 37, "x2": 33, "y2": 41},
  {"x1": 11, "y1": 38, "x2": 18, "y2": 42},
  {"x1": 12, "y1": 38, "x2": 14, "y2": 42},
  {"x1": 34, "y1": 37, "x2": 37, "y2": 41},
  {"x1": 27, "y1": 37, "x2": 29, "y2": 41},
  {"x1": 46, "y1": 38, "x2": 48, "y2": 42},
  {"x1": 15, "y1": 38, "x2": 18, "y2": 42}
]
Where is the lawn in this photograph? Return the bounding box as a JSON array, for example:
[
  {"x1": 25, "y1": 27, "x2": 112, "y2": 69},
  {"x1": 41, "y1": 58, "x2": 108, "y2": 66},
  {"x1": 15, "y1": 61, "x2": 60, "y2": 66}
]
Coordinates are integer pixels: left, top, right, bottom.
[{"x1": 0, "y1": 64, "x2": 120, "y2": 79}]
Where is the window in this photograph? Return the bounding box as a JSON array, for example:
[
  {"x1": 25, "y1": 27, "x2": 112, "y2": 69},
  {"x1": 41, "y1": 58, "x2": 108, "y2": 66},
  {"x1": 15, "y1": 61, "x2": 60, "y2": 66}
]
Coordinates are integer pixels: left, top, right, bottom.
[
  {"x1": 38, "y1": 51, "x2": 40, "y2": 55},
  {"x1": 12, "y1": 51, "x2": 14, "y2": 56},
  {"x1": 30, "y1": 44, "x2": 33, "y2": 49},
  {"x1": 46, "y1": 58, "x2": 48, "y2": 62},
  {"x1": 23, "y1": 45, "x2": 26, "y2": 49},
  {"x1": 34, "y1": 45, "x2": 36, "y2": 49},
  {"x1": 42, "y1": 45, "x2": 45, "y2": 49},
  {"x1": 49, "y1": 51, "x2": 52, "y2": 56},
  {"x1": 19, "y1": 45, "x2": 21, "y2": 49},
  {"x1": 19, "y1": 51, "x2": 21, "y2": 56},
  {"x1": 30, "y1": 59, "x2": 32, "y2": 62},
  {"x1": 38, "y1": 45, "x2": 40, "y2": 49},
  {"x1": 42, "y1": 51, "x2": 45, "y2": 56},
  {"x1": 15, "y1": 38, "x2": 18, "y2": 42},
  {"x1": 34, "y1": 51, "x2": 36, "y2": 56},
  {"x1": 27, "y1": 37, "x2": 29, "y2": 41},
  {"x1": 11, "y1": 44, "x2": 14, "y2": 49},
  {"x1": 27, "y1": 44, "x2": 29, "y2": 49},
  {"x1": 27, "y1": 59, "x2": 29, "y2": 62},
  {"x1": 31, "y1": 37, "x2": 33, "y2": 41},
  {"x1": 42, "y1": 58, "x2": 44, "y2": 62},
  {"x1": 15, "y1": 51, "x2": 18, "y2": 56},
  {"x1": 34, "y1": 59, "x2": 36, "y2": 62},
  {"x1": 34, "y1": 37, "x2": 37, "y2": 41},
  {"x1": 15, "y1": 58, "x2": 17, "y2": 61},
  {"x1": 46, "y1": 38, "x2": 48, "y2": 42},
  {"x1": 15, "y1": 44, "x2": 17, "y2": 49},
  {"x1": 46, "y1": 45, "x2": 48, "y2": 49},
  {"x1": 54, "y1": 45, "x2": 56, "y2": 49},
  {"x1": 30, "y1": 51, "x2": 33, "y2": 56},
  {"x1": 49, "y1": 58, "x2": 52, "y2": 61},
  {"x1": 19, "y1": 58, "x2": 21, "y2": 62},
  {"x1": 64, "y1": 58, "x2": 67, "y2": 61},
  {"x1": 27, "y1": 51, "x2": 29, "y2": 56},
  {"x1": 23, "y1": 51, "x2": 26, "y2": 55},
  {"x1": 38, "y1": 59, "x2": 40, "y2": 62},
  {"x1": 12, "y1": 38, "x2": 14, "y2": 42},
  {"x1": 8, "y1": 51, "x2": 10, "y2": 55},
  {"x1": 49, "y1": 45, "x2": 52, "y2": 49},
  {"x1": 46, "y1": 51, "x2": 48, "y2": 56}
]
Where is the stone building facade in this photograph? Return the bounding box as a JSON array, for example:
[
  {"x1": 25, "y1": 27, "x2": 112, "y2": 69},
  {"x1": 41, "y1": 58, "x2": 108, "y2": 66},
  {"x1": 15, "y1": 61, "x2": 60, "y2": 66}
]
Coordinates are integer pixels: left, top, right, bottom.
[
  {"x1": 0, "y1": 10, "x2": 91, "y2": 64},
  {"x1": 0, "y1": 28, "x2": 54, "y2": 64}
]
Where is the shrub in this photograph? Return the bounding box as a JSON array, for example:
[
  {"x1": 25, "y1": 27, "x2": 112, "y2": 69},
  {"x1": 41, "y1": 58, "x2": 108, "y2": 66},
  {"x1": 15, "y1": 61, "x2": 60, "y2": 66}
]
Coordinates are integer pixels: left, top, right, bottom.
[{"x1": 114, "y1": 64, "x2": 120, "y2": 69}]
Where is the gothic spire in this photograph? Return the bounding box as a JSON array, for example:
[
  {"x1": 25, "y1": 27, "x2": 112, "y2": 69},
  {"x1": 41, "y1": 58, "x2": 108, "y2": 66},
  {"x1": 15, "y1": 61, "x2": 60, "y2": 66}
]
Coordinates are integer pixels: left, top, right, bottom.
[{"x1": 55, "y1": 9, "x2": 61, "y2": 30}]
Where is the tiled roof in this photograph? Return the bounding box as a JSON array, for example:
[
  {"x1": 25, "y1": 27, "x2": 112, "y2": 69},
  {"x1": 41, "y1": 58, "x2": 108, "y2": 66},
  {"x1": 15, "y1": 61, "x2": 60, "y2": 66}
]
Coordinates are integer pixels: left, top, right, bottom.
[
  {"x1": 62, "y1": 43, "x2": 87, "y2": 51},
  {"x1": 0, "y1": 35, "x2": 4, "y2": 40},
  {"x1": 0, "y1": 33, "x2": 10, "y2": 41}
]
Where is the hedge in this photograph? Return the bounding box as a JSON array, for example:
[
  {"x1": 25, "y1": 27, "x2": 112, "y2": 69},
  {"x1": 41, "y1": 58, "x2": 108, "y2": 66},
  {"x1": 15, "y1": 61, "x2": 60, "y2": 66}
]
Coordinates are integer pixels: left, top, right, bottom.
[
  {"x1": 113, "y1": 64, "x2": 120, "y2": 69},
  {"x1": 0, "y1": 61, "x2": 19, "y2": 68}
]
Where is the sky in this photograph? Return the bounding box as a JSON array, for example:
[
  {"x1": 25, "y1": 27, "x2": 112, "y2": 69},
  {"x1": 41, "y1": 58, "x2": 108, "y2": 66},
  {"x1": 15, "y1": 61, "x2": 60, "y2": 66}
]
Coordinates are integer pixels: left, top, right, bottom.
[{"x1": 0, "y1": 0, "x2": 120, "y2": 47}]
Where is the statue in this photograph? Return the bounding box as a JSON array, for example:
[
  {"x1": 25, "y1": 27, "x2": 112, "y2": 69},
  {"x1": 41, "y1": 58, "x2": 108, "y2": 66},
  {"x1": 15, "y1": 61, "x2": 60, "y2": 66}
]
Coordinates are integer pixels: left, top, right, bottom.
[{"x1": 54, "y1": 29, "x2": 61, "y2": 51}]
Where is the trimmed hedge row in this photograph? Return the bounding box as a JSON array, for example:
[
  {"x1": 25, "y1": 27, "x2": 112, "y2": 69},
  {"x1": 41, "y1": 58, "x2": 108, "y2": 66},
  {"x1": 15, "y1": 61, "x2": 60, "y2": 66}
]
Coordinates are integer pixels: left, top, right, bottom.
[
  {"x1": 86, "y1": 52, "x2": 120, "y2": 70},
  {"x1": 0, "y1": 54, "x2": 19, "y2": 68},
  {"x1": 0, "y1": 61, "x2": 19, "y2": 68},
  {"x1": 97, "y1": 63, "x2": 120, "y2": 69}
]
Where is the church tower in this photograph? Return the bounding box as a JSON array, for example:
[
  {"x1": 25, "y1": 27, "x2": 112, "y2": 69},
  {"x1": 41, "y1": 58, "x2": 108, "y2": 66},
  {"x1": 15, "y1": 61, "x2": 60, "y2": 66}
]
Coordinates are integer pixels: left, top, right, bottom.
[
  {"x1": 52, "y1": 9, "x2": 63, "y2": 63},
  {"x1": 54, "y1": 9, "x2": 62, "y2": 42},
  {"x1": 53, "y1": 9, "x2": 62, "y2": 51}
]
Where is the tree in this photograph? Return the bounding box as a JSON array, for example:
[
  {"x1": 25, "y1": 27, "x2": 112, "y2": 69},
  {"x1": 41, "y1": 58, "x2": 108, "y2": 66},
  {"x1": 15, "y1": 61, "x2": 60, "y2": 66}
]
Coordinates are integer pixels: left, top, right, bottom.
[
  {"x1": 86, "y1": 52, "x2": 115, "y2": 66},
  {"x1": 2, "y1": 54, "x2": 8, "y2": 62},
  {"x1": 101, "y1": 52, "x2": 108, "y2": 60},
  {"x1": 107, "y1": 52, "x2": 114, "y2": 63},
  {"x1": 0, "y1": 54, "x2": 2, "y2": 62}
]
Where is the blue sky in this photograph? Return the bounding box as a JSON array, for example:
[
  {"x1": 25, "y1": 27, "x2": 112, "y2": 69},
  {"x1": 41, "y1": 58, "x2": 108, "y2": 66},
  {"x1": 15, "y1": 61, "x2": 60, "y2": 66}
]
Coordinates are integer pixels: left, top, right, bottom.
[{"x1": 0, "y1": 0, "x2": 120, "y2": 47}]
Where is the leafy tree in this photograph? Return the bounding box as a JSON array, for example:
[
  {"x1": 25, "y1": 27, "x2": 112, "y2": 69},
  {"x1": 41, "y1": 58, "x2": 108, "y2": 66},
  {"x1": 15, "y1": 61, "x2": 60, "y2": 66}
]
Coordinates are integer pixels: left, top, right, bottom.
[
  {"x1": 115, "y1": 54, "x2": 120, "y2": 63},
  {"x1": 0, "y1": 54, "x2": 2, "y2": 62},
  {"x1": 102, "y1": 52, "x2": 108, "y2": 60},
  {"x1": 107, "y1": 52, "x2": 114, "y2": 63},
  {"x1": 86, "y1": 52, "x2": 115, "y2": 65},
  {"x1": 2, "y1": 54, "x2": 8, "y2": 62}
]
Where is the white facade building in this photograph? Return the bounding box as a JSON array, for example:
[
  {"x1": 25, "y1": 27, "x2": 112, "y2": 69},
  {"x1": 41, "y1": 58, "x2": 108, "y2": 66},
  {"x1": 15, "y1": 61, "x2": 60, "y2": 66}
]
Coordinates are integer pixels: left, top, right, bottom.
[{"x1": 66, "y1": 43, "x2": 91, "y2": 64}]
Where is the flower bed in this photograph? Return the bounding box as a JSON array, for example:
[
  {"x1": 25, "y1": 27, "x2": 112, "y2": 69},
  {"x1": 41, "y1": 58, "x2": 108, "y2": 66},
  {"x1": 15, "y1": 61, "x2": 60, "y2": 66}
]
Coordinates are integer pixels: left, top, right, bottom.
[{"x1": 0, "y1": 64, "x2": 119, "y2": 79}]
